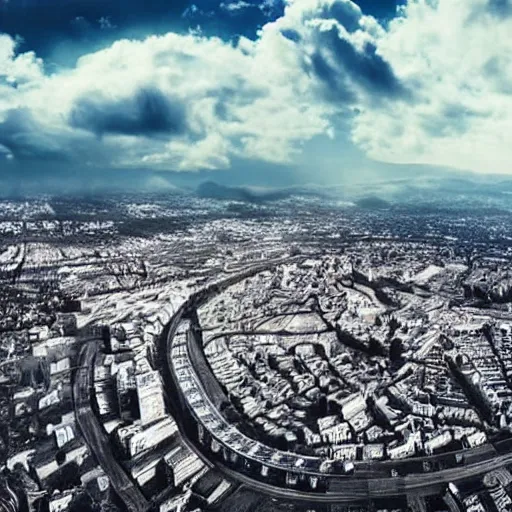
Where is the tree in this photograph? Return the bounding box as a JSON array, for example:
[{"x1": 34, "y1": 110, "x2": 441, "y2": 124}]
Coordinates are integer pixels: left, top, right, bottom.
[
  {"x1": 69, "y1": 492, "x2": 96, "y2": 512},
  {"x1": 369, "y1": 337, "x2": 385, "y2": 357},
  {"x1": 390, "y1": 338, "x2": 404, "y2": 362}
]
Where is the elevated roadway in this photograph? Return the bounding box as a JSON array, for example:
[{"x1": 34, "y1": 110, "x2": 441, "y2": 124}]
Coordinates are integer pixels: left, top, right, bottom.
[{"x1": 159, "y1": 260, "x2": 512, "y2": 503}]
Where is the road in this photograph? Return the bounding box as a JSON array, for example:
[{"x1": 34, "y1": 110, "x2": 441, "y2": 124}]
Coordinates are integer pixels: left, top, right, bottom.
[
  {"x1": 173, "y1": 332, "x2": 512, "y2": 502},
  {"x1": 73, "y1": 340, "x2": 149, "y2": 512},
  {"x1": 203, "y1": 457, "x2": 501, "y2": 503},
  {"x1": 159, "y1": 260, "x2": 512, "y2": 503}
]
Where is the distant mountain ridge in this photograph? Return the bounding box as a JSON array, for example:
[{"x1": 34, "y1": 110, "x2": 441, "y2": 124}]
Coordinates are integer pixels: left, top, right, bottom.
[
  {"x1": 196, "y1": 181, "x2": 293, "y2": 203},
  {"x1": 355, "y1": 196, "x2": 391, "y2": 210}
]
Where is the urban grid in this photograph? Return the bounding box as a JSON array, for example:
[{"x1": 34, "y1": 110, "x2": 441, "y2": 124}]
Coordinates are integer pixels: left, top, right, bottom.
[{"x1": 1, "y1": 193, "x2": 512, "y2": 512}]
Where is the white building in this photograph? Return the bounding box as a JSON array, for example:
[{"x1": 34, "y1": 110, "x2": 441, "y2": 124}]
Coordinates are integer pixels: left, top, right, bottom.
[
  {"x1": 164, "y1": 446, "x2": 204, "y2": 488},
  {"x1": 136, "y1": 371, "x2": 166, "y2": 425},
  {"x1": 128, "y1": 417, "x2": 177, "y2": 458},
  {"x1": 49, "y1": 492, "x2": 74, "y2": 512}
]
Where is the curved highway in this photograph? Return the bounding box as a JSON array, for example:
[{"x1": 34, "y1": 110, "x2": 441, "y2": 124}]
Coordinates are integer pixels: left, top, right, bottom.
[{"x1": 158, "y1": 258, "x2": 512, "y2": 503}]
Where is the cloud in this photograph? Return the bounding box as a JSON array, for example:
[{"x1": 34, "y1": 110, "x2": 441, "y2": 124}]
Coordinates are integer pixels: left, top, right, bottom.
[
  {"x1": 98, "y1": 16, "x2": 116, "y2": 30},
  {"x1": 308, "y1": 29, "x2": 406, "y2": 101},
  {"x1": 487, "y1": 0, "x2": 512, "y2": 16},
  {"x1": 268, "y1": 0, "x2": 406, "y2": 108},
  {"x1": 0, "y1": 24, "x2": 336, "y2": 171},
  {"x1": 69, "y1": 87, "x2": 187, "y2": 137},
  {"x1": 284, "y1": 0, "x2": 364, "y2": 32},
  {"x1": 0, "y1": 109, "x2": 69, "y2": 161},
  {"x1": 219, "y1": 1, "x2": 254, "y2": 13},
  {"x1": 2, "y1": 0, "x2": 511, "y2": 176},
  {"x1": 0, "y1": 2, "x2": 399, "y2": 173},
  {"x1": 0, "y1": 107, "x2": 121, "y2": 167},
  {"x1": 351, "y1": 0, "x2": 512, "y2": 174},
  {"x1": 0, "y1": 34, "x2": 43, "y2": 85}
]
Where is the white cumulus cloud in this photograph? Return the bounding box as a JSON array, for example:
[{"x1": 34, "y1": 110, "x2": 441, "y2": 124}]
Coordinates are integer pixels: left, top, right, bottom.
[
  {"x1": 352, "y1": 0, "x2": 512, "y2": 174},
  {"x1": 0, "y1": 28, "x2": 334, "y2": 171},
  {"x1": 1, "y1": 0, "x2": 511, "y2": 175}
]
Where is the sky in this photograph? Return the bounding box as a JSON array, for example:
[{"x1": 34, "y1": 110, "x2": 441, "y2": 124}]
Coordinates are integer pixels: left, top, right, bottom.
[{"x1": 0, "y1": 0, "x2": 511, "y2": 192}]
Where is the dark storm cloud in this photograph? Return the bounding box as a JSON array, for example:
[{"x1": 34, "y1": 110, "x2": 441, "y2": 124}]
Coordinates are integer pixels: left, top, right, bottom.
[
  {"x1": 215, "y1": 81, "x2": 268, "y2": 120},
  {"x1": 0, "y1": 107, "x2": 114, "y2": 166},
  {"x1": 280, "y1": 28, "x2": 302, "y2": 43},
  {"x1": 488, "y1": 0, "x2": 512, "y2": 15},
  {"x1": 69, "y1": 87, "x2": 187, "y2": 138},
  {"x1": 310, "y1": 52, "x2": 357, "y2": 103},
  {"x1": 0, "y1": 109, "x2": 70, "y2": 161},
  {"x1": 334, "y1": 39, "x2": 404, "y2": 96},
  {"x1": 309, "y1": 26, "x2": 407, "y2": 101}
]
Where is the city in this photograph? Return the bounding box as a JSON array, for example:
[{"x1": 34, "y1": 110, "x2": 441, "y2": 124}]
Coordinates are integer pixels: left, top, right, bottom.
[
  {"x1": 2, "y1": 0, "x2": 512, "y2": 510},
  {"x1": 2, "y1": 193, "x2": 512, "y2": 512}
]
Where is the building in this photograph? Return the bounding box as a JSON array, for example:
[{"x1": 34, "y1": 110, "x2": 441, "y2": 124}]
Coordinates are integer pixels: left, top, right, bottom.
[
  {"x1": 38, "y1": 390, "x2": 61, "y2": 410},
  {"x1": 362, "y1": 444, "x2": 385, "y2": 461},
  {"x1": 136, "y1": 371, "x2": 166, "y2": 425},
  {"x1": 424, "y1": 431, "x2": 453, "y2": 455},
  {"x1": 116, "y1": 364, "x2": 137, "y2": 421},
  {"x1": 330, "y1": 444, "x2": 358, "y2": 461},
  {"x1": 80, "y1": 467, "x2": 110, "y2": 501},
  {"x1": 462, "y1": 493, "x2": 486, "y2": 512},
  {"x1": 164, "y1": 445, "x2": 204, "y2": 488},
  {"x1": 159, "y1": 491, "x2": 191, "y2": 512},
  {"x1": 28, "y1": 326, "x2": 50, "y2": 343},
  {"x1": 484, "y1": 472, "x2": 512, "y2": 511},
  {"x1": 50, "y1": 358, "x2": 70, "y2": 376},
  {"x1": 443, "y1": 483, "x2": 464, "y2": 512},
  {"x1": 54, "y1": 425, "x2": 75, "y2": 449},
  {"x1": 340, "y1": 392, "x2": 367, "y2": 421},
  {"x1": 465, "y1": 431, "x2": 487, "y2": 448},
  {"x1": 388, "y1": 432, "x2": 422, "y2": 460},
  {"x1": 48, "y1": 491, "x2": 76, "y2": 512},
  {"x1": 127, "y1": 417, "x2": 178, "y2": 458},
  {"x1": 192, "y1": 470, "x2": 233, "y2": 508},
  {"x1": 116, "y1": 425, "x2": 141, "y2": 457}
]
